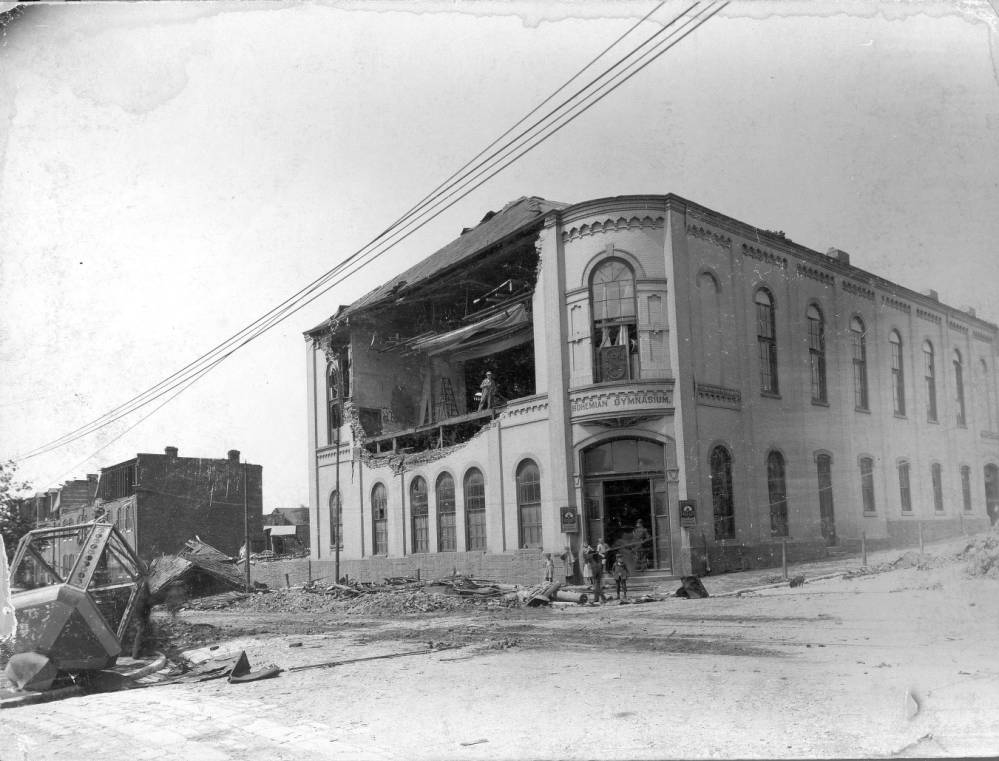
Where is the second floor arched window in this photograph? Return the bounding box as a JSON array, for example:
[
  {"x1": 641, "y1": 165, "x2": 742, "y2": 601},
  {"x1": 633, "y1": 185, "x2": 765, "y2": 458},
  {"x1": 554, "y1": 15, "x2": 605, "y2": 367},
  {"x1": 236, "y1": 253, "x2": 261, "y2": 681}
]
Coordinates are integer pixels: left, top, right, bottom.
[
  {"x1": 755, "y1": 289, "x2": 778, "y2": 394},
  {"x1": 591, "y1": 259, "x2": 637, "y2": 383},
  {"x1": 890, "y1": 331, "x2": 906, "y2": 416},
  {"x1": 954, "y1": 350, "x2": 966, "y2": 426},
  {"x1": 924, "y1": 341, "x2": 938, "y2": 422},
  {"x1": 807, "y1": 304, "x2": 826, "y2": 403},
  {"x1": 851, "y1": 317, "x2": 868, "y2": 410}
]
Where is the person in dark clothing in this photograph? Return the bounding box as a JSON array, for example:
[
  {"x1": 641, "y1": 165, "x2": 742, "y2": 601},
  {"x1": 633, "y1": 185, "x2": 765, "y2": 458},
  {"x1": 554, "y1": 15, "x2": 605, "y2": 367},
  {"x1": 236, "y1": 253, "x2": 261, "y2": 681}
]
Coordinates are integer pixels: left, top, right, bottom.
[
  {"x1": 611, "y1": 555, "x2": 629, "y2": 600},
  {"x1": 587, "y1": 548, "x2": 608, "y2": 604}
]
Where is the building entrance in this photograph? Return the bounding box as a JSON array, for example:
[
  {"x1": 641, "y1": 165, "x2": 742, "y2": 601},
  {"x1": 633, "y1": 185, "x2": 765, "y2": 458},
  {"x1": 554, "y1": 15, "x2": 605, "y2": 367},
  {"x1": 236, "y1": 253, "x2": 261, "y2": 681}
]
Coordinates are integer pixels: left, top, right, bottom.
[{"x1": 581, "y1": 438, "x2": 673, "y2": 573}]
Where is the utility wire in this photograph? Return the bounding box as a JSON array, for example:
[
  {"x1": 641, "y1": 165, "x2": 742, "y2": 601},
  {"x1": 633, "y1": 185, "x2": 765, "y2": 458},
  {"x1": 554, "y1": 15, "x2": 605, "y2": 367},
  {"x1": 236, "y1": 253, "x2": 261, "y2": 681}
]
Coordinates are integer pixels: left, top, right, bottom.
[
  {"x1": 14, "y1": 2, "x2": 726, "y2": 466},
  {"x1": 18, "y1": 2, "x2": 724, "y2": 465},
  {"x1": 13, "y1": 2, "x2": 691, "y2": 463}
]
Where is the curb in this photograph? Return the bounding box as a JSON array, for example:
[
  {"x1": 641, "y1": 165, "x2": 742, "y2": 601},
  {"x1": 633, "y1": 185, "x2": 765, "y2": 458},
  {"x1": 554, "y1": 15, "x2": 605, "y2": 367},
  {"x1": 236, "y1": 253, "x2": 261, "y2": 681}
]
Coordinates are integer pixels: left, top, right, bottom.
[
  {"x1": 118, "y1": 652, "x2": 168, "y2": 680},
  {"x1": 0, "y1": 684, "x2": 81, "y2": 710},
  {"x1": 712, "y1": 571, "x2": 849, "y2": 598}
]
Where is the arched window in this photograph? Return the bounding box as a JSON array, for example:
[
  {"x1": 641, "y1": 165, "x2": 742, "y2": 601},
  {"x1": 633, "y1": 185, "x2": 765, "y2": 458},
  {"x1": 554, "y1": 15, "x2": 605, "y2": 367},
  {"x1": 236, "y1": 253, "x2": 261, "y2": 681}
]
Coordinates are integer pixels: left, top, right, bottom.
[
  {"x1": 816, "y1": 453, "x2": 836, "y2": 545},
  {"x1": 516, "y1": 460, "x2": 542, "y2": 548},
  {"x1": 329, "y1": 490, "x2": 342, "y2": 550},
  {"x1": 436, "y1": 472, "x2": 456, "y2": 552},
  {"x1": 931, "y1": 463, "x2": 944, "y2": 512},
  {"x1": 859, "y1": 457, "x2": 876, "y2": 514},
  {"x1": 766, "y1": 450, "x2": 788, "y2": 537},
  {"x1": 755, "y1": 289, "x2": 778, "y2": 394},
  {"x1": 979, "y1": 359, "x2": 995, "y2": 432},
  {"x1": 326, "y1": 362, "x2": 342, "y2": 445},
  {"x1": 961, "y1": 465, "x2": 972, "y2": 513},
  {"x1": 924, "y1": 341, "x2": 938, "y2": 422},
  {"x1": 889, "y1": 331, "x2": 906, "y2": 416},
  {"x1": 590, "y1": 259, "x2": 637, "y2": 382},
  {"x1": 710, "y1": 446, "x2": 734, "y2": 540},
  {"x1": 371, "y1": 483, "x2": 388, "y2": 555},
  {"x1": 954, "y1": 350, "x2": 966, "y2": 426},
  {"x1": 850, "y1": 317, "x2": 868, "y2": 410},
  {"x1": 985, "y1": 464, "x2": 999, "y2": 524},
  {"x1": 697, "y1": 272, "x2": 723, "y2": 384},
  {"x1": 410, "y1": 477, "x2": 429, "y2": 553},
  {"x1": 807, "y1": 304, "x2": 827, "y2": 403},
  {"x1": 898, "y1": 461, "x2": 912, "y2": 513},
  {"x1": 464, "y1": 468, "x2": 486, "y2": 551}
]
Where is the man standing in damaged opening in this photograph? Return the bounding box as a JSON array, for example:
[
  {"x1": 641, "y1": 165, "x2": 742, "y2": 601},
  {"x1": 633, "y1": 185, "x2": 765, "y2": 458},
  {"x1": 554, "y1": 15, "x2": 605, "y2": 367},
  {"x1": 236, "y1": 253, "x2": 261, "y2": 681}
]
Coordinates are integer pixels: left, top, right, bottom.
[{"x1": 478, "y1": 371, "x2": 497, "y2": 410}]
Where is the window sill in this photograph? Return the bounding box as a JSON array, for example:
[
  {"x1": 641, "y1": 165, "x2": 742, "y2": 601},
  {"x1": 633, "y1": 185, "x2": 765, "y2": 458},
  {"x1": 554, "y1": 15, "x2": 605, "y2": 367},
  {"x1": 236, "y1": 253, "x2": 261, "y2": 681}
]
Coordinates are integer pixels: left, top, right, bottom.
[
  {"x1": 927, "y1": 418, "x2": 939, "y2": 425},
  {"x1": 957, "y1": 423, "x2": 967, "y2": 429},
  {"x1": 855, "y1": 406, "x2": 871, "y2": 414},
  {"x1": 894, "y1": 413, "x2": 908, "y2": 420},
  {"x1": 862, "y1": 511, "x2": 877, "y2": 518},
  {"x1": 760, "y1": 391, "x2": 782, "y2": 400},
  {"x1": 811, "y1": 399, "x2": 829, "y2": 408}
]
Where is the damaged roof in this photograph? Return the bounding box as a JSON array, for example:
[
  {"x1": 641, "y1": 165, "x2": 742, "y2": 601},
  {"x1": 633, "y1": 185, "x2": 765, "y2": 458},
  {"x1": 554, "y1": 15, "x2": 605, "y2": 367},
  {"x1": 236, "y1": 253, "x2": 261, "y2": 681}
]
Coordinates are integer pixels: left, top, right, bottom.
[{"x1": 305, "y1": 195, "x2": 567, "y2": 335}]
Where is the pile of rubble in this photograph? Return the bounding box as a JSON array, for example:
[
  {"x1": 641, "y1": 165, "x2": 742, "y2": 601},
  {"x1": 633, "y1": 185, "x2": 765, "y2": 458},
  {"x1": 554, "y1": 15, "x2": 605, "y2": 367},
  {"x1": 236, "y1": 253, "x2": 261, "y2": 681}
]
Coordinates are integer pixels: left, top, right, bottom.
[{"x1": 960, "y1": 532, "x2": 999, "y2": 578}]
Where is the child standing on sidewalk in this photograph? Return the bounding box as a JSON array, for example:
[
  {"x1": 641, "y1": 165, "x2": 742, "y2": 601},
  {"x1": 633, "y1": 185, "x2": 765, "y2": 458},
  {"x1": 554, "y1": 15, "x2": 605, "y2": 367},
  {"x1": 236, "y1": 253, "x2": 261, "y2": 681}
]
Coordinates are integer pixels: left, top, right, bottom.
[{"x1": 612, "y1": 555, "x2": 629, "y2": 600}]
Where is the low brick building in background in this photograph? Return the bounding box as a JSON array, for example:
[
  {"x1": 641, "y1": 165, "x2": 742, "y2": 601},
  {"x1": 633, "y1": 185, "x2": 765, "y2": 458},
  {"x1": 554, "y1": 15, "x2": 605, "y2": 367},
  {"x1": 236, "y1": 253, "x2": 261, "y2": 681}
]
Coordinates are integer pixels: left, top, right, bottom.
[
  {"x1": 94, "y1": 446, "x2": 264, "y2": 561},
  {"x1": 262, "y1": 506, "x2": 310, "y2": 554}
]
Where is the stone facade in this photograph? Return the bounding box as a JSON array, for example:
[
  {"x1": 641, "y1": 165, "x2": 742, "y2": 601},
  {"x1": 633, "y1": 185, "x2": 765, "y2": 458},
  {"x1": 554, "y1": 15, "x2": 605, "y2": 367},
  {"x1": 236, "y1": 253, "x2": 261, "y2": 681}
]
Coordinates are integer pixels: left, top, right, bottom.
[{"x1": 304, "y1": 194, "x2": 999, "y2": 581}]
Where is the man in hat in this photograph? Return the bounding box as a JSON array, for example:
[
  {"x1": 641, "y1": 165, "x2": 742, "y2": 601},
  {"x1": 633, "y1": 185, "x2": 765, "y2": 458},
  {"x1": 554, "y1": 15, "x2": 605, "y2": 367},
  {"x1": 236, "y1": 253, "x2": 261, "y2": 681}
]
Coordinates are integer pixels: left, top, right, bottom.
[{"x1": 478, "y1": 371, "x2": 497, "y2": 410}]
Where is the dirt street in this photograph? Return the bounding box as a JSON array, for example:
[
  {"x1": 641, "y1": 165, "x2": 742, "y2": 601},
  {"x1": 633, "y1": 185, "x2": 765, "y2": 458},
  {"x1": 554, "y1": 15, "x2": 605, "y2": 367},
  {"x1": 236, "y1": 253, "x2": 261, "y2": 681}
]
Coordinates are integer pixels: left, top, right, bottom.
[{"x1": 3, "y1": 543, "x2": 999, "y2": 760}]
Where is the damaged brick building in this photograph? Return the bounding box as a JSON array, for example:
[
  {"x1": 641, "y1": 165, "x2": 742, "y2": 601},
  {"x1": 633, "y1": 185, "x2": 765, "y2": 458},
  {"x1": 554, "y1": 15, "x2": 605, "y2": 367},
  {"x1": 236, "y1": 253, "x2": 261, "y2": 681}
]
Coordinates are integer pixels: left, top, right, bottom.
[
  {"x1": 304, "y1": 194, "x2": 999, "y2": 582},
  {"x1": 92, "y1": 447, "x2": 263, "y2": 563}
]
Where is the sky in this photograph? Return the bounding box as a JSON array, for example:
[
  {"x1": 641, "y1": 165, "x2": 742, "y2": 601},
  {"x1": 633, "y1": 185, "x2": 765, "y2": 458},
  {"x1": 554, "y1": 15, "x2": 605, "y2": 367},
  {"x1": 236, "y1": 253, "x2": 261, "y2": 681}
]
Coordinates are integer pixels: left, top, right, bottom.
[{"x1": 1, "y1": 1, "x2": 998, "y2": 511}]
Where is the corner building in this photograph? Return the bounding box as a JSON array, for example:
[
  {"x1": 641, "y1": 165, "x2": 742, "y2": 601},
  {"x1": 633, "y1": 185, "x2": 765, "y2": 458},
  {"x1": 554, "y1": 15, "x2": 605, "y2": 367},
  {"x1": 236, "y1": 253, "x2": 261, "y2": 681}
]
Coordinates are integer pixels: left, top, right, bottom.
[{"x1": 305, "y1": 194, "x2": 999, "y2": 583}]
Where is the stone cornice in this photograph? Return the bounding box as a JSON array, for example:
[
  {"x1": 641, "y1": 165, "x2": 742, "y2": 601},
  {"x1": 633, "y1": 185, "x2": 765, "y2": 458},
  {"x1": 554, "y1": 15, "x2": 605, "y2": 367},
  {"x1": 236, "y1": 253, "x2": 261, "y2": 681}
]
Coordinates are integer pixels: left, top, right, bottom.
[
  {"x1": 881, "y1": 295, "x2": 911, "y2": 315},
  {"x1": 948, "y1": 321, "x2": 969, "y2": 335},
  {"x1": 561, "y1": 214, "x2": 664, "y2": 243},
  {"x1": 695, "y1": 383, "x2": 742, "y2": 410},
  {"x1": 742, "y1": 243, "x2": 788, "y2": 270},
  {"x1": 916, "y1": 307, "x2": 942, "y2": 325},
  {"x1": 796, "y1": 262, "x2": 835, "y2": 287},
  {"x1": 842, "y1": 279, "x2": 875, "y2": 301},
  {"x1": 686, "y1": 221, "x2": 732, "y2": 249}
]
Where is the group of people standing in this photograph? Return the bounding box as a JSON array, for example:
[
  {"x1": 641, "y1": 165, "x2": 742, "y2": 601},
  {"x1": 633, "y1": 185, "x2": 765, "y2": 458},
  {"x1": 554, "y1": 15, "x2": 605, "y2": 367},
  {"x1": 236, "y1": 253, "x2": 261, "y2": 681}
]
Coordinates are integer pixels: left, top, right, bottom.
[
  {"x1": 579, "y1": 538, "x2": 632, "y2": 603},
  {"x1": 541, "y1": 519, "x2": 652, "y2": 604}
]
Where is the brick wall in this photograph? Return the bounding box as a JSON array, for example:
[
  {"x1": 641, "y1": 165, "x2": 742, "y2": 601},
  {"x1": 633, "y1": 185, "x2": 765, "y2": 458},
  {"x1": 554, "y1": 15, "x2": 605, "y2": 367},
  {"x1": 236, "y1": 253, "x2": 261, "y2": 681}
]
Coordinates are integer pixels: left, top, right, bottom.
[
  {"x1": 134, "y1": 453, "x2": 264, "y2": 560},
  {"x1": 251, "y1": 548, "x2": 552, "y2": 589}
]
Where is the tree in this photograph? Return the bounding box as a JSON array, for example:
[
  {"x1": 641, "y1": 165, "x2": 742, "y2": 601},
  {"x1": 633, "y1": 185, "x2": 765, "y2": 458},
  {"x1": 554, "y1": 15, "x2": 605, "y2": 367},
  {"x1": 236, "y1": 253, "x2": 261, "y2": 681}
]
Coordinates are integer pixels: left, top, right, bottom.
[{"x1": 1, "y1": 461, "x2": 33, "y2": 558}]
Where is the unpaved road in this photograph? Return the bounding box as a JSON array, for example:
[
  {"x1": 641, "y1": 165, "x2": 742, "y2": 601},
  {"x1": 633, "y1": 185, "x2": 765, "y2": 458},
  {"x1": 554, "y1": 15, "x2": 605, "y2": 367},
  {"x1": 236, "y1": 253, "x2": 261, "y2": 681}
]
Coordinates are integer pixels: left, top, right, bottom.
[{"x1": 3, "y1": 562, "x2": 998, "y2": 760}]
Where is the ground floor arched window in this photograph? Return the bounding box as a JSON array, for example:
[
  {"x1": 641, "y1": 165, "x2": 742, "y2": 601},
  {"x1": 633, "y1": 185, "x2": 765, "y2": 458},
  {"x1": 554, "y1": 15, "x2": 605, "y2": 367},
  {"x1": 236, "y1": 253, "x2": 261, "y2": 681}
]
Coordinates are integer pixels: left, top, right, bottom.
[
  {"x1": 372, "y1": 483, "x2": 388, "y2": 555},
  {"x1": 437, "y1": 472, "x2": 457, "y2": 552},
  {"x1": 464, "y1": 468, "x2": 486, "y2": 551},
  {"x1": 516, "y1": 460, "x2": 542, "y2": 548},
  {"x1": 410, "y1": 477, "x2": 429, "y2": 553},
  {"x1": 710, "y1": 445, "x2": 734, "y2": 540},
  {"x1": 767, "y1": 451, "x2": 789, "y2": 537}
]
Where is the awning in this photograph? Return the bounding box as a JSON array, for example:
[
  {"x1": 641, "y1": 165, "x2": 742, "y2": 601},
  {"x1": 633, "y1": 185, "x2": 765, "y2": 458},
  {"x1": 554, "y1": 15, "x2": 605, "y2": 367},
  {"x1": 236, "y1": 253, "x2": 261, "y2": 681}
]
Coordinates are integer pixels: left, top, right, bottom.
[
  {"x1": 264, "y1": 525, "x2": 298, "y2": 536},
  {"x1": 409, "y1": 303, "x2": 530, "y2": 356}
]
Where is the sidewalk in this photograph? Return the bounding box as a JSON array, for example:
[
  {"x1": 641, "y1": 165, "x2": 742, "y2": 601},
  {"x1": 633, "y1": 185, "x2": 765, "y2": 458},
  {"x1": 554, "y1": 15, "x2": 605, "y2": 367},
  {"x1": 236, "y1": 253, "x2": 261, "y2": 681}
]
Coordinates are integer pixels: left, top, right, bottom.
[{"x1": 651, "y1": 531, "x2": 984, "y2": 597}]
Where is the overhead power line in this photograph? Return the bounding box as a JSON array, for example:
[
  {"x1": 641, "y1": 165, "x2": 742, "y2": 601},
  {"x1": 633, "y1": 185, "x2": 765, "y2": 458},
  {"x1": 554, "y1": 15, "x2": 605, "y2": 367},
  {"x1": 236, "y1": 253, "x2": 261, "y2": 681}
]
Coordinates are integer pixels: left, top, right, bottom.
[{"x1": 15, "y1": 1, "x2": 727, "y2": 468}]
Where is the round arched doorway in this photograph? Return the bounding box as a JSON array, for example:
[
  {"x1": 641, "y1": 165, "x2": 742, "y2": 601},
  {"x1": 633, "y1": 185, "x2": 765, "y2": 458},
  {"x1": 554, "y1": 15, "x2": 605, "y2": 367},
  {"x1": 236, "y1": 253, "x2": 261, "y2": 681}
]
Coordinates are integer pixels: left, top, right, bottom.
[{"x1": 580, "y1": 437, "x2": 675, "y2": 572}]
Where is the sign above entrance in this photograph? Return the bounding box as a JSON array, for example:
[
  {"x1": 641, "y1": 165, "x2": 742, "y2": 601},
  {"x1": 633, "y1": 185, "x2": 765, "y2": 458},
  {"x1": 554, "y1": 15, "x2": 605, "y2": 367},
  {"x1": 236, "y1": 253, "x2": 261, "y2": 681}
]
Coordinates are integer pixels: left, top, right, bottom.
[
  {"x1": 679, "y1": 500, "x2": 697, "y2": 528},
  {"x1": 559, "y1": 507, "x2": 579, "y2": 533},
  {"x1": 570, "y1": 382, "x2": 674, "y2": 423}
]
